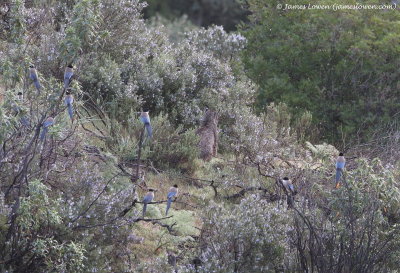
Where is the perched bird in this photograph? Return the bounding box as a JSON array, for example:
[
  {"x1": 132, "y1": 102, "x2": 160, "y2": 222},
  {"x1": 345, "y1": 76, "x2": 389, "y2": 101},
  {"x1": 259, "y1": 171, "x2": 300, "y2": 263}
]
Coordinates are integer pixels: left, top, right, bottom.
[
  {"x1": 17, "y1": 91, "x2": 23, "y2": 101},
  {"x1": 64, "y1": 64, "x2": 74, "y2": 89},
  {"x1": 15, "y1": 92, "x2": 30, "y2": 127},
  {"x1": 166, "y1": 184, "x2": 178, "y2": 216},
  {"x1": 142, "y1": 189, "x2": 155, "y2": 217},
  {"x1": 65, "y1": 90, "x2": 74, "y2": 121},
  {"x1": 167, "y1": 252, "x2": 177, "y2": 267},
  {"x1": 40, "y1": 117, "x2": 54, "y2": 141},
  {"x1": 13, "y1": 92, "x2": 23, "y2": 112},
  {"x1": 281, "y1": 177, "x2": 296, "y2": 208},
  {"x1": 11, "y1": 93, "x2": 22, "y2": 112},
  {"x1": 335, "y1": 152, "x2": 346, "y2": 187},
  {"x1": 192, "y1": 257, "x2": 203, "y2": 271},
  {"x1": 281, "y1": 177, "x2": 295, "y2": 194},
  {"x1": 29, "y1": 65, "x2": 41, "y2": 92},
  {"x1": 140, "y1": 111, "x2": 153, "y2": 139}
]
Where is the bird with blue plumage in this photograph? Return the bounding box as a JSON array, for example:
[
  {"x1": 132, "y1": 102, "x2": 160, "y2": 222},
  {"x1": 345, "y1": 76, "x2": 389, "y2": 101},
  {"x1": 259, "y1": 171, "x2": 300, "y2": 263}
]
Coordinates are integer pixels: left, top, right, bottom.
[
  {"x1": 40, "y1": 117, "x2": 55, "y2": 141},
  {"x1": 166, "y1": 184, "x2": 178, "y2": 215},
  {"x1": 335, "y1": 152, "x2": 346, "y2": 187},
  {"x1": 139, "y1": 111, "x2": 153, "y2": 139},
  {"x1": 64, "y1": 64, "x2": 74, "y2": 89},
  {"x1": 29, "y1": 65, "x2": 41, "y2": 93},
  {"x1": 65, "y1": 90, "x2": 74, "y2": 122},
  {"x1": 142, "y1": 189, "x2": 155, "y2": 217}
]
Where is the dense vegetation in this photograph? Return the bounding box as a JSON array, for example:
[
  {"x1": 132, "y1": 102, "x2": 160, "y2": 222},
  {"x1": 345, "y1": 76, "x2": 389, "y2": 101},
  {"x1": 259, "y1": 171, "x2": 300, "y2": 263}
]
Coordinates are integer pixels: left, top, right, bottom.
[
  {"x1": 144, "y1": 0, "x2": 248, "y2": 31},
  {"x1": 0, "y1": 0, "x2": 399, "y2": 272},
  {"x1": 240, "y1": 0, "x2": 400, "y2": 144}
]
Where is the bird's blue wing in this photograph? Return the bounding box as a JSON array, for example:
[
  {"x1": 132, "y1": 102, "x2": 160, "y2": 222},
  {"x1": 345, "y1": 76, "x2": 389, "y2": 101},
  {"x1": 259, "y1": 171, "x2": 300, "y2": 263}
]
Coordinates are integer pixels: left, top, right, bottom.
[
  {"x1": 65, "y1": 97, "x2": 73, "y2": 105},
  {"x1": 336, "y1": 162, "x2": 345, "y2": 169},
  {"x1": 143, "y1": 195, "x2": 153, "y2": 203},
  {"x1": 30, "y1": 72, "x2": 37, "y2": 81},
  {"x1": 64, "y1": 71, "x2": 73, "y2": 80},
  {"x1": 64, "y1": 72, "x2": 73, "y2": 88},
  {"x1": 167, "y1": 192, "x2": 177, "y2": 199},
  {"x1": 140, "y1": 116, "x2": 150, "y2": 124},
  {"x1": 43, "y1": 120, "x2": 53, "y2": 127}
]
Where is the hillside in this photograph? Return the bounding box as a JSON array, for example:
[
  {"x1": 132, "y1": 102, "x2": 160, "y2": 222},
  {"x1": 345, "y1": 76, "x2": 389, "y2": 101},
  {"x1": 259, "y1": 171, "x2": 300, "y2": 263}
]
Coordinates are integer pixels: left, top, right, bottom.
[{"x1": 1, "y1": 1, "x2": 400, "y2": 272}]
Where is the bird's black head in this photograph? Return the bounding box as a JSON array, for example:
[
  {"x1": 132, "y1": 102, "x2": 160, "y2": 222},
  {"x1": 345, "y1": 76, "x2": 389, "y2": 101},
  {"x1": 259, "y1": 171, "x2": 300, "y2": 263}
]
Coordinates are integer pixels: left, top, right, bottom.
[
  {"x1": 67, "y1": 64, "x2": 73, "y2": 68},
  {"x1": 29, "y1": 65, "x2": 34, "y2": 68},
  {"x1": 339, "y1": 152, "x2": 344, "y2": 156},
  {"x1": 173, "y1": 184, "x2": 178, "y2": 188},
  {"x1": 148, "y1": 189, "x2": 154, "y2": 192},
  {"x1": 283, "y1": 177, "x2": 289, "y2": 180},
  {"x1": 17, "y1": 92, "x2": 23, "y2": 95},
  {"x1": 66, "y1": 90, "x2": 71, "y2": 95}
]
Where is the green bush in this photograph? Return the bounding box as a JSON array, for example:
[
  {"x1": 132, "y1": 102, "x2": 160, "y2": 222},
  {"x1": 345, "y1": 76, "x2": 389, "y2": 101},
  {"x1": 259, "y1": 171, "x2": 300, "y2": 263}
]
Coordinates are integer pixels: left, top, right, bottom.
[{"x1": 147, "y1": 114, "x2": 200, "y2": 174}]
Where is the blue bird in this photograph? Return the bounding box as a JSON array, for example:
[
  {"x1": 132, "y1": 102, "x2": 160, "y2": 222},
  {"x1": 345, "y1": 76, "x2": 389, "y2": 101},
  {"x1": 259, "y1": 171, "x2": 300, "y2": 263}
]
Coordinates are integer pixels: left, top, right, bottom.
[
  {"x1": 15, "y1": 92, "x2": 30, "y2": 127},
  {"x1": 29, "y1": 65, "x2": 41, "y2": 92},
  {"x1": 281, "y1": 177, "x2": 295, "y2": 194},
  {"x1": 142, "y1": 189, "x2": 155, "y2": 217},
  {"x1": 281, "y1": 177, "x2": 296, "y2": 208},
  {"x1": 65, "y1": 90, "x2": 74, "y2": 122},
  {"x1": 40, "y1": 117, "x2": 54, "y2": 141},
  {"x1": 11, "y1": 92, "x2": 23, "y2": 115},
  {"x1": 64, "y1": 64, "x2": 74, "y2": 89},
  {"x1": 166, "y1": 184, "x2": 178, "y2": 216},
  {"x1": 140, "y1": 111, "x2": 153, "y2": 139},
  {"x1": 17, "y1": 91, "x2": 23, "y2": 101},
  {"x1": 335, "y1": 152, "x2": 346, "y2": 188}
]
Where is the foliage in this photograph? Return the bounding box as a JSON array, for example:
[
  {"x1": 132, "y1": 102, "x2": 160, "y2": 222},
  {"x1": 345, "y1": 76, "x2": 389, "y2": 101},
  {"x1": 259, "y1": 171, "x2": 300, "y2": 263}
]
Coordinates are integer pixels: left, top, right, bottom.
[
  {"x1": 0, "y1": 0, "x2": 399, "y2": 272},
  {"x1": 290, "y1": 158, "x2": 400, "y2": 272},
  {"x1": 59, "y1": 0, "x2": 103, "y2": 63},
  {"x1": 193, "y1": 196, "x2": 289, "y2": 273},
  {"x1": 240, "y1": 0, "x2": 400, "y2": 143},
  {"x1": 147, "y1": 116, "x2": 200, "y2": 173},
  {"x1": 148, "y1": 15, "x2": 197, "y2": 44},
  {"x1": 1, "y1": 180, "x2": 85, "y2": 272},
  {"x1": 144, "y1": 0, "x2": 248, "y2": 31}
]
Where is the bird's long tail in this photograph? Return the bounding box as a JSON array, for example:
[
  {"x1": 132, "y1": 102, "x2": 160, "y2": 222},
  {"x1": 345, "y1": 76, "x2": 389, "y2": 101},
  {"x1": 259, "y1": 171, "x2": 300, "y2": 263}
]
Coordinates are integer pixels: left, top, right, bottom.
[
  {"x1": 145, "y1": 123, "x2": 153, "y2": 138},
  {"x1": 335, "y1": 169, "x2": 342, "y2": 183},
  {"x1": 40, "y1": 127, "x2": 48, "y2": 141},
  {"x1": 166, "y1": 198, "x2": 172, "y2": 216},
  {"x1": 142, "y1": 203, "x2": 147, "y2": 217},
  {"x1": 64, "y1": 78, "x2": 70, "y2": 89},
  {"x1": 33, "y1": 80, "x2": 41, "y2": 92},
  {"x1": 67, "y1": 103, "x2": 73, "y2": 120},
  {"x1": 287, "y1": 195, "x2": 294, "y2": 209}
]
